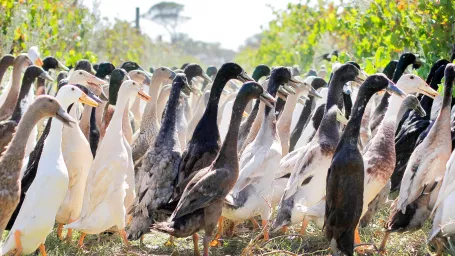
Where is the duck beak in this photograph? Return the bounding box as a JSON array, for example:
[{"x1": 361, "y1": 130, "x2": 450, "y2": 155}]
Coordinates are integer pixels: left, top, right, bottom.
[
  {"x1": 278, "y1": 86, "x2": 291, "y2": 97},
  {"x1": 39, "y1": 71, "x2": 54, "y2": 82},
  {"x1": 144, "y1": 74, "x2": 152, "y2": 85},
  {"x1": 87, "y1": 75, "x2": 106, "y2": 87},
  {"x1": 34, "y1": 57, "x2": 44, "y2": 67},
  {"x1": 201, "y1": 73, "x2": 212, "y2": 83},
  {"x1": 169, "y1": 71, "x2": 177, "y2": 80},
  {"x1": 242, "y1": 111, "x2": 249, "y2": 117},
  {"x1": 57, "y1": 61, "x2": 69, "y2": 71},
  {"x1": 354, "y1": 71, "x2": 368, "y2": 86},
  {"x1": 288, "y1": 77, "x2": 301, "y2": 89},
  {"x1": 259, "y1": 91, "x2": 276, "y2": 108},
  {"x1": 284, "y1": 85, "x2": 296, "y2": 95},
  {"x1": 237, "y1": 71, "x2": 254, "y2": 83},
  {"x1": 417, "y1": 83, "x2": 438, "y2": 99},
  {"x1": 99, "y1": 90, "x2": 109, "y2": 101},
  {"x1": 386, "y1": 81, "x2": 407, "y2": 99},
  {"x1": 55, "y1": 108, "x2": 76, "y2": 127},
  {"x1": 309, "y1": 86, "x2": 322, "y2": 98},
  {"x1": 138, "y1": 88, "x2": 151, "y2": 101},
  {"x1": 414, "y1": 104, "x2": 426, "y2": 117},
  {"x1": 298, "y1": 95, "x2": 310, "y2": 104},
  {"x1": 79, "y1": 92, "x2": 99, "y2": 107},
  {"x1": 336, "y1": 108, "x2": 348, "y2": 125}
]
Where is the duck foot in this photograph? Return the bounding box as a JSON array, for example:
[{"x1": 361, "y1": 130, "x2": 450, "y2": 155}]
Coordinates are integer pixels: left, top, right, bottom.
[
  {"x1": 164, "y1": 236, "x2": 175, "y2": 247},
  {"x1": 139, "y1": 235, "x2": 144, "y2": 247},
  {"x1": 250, "y1": 217, "x2": 260, "y2": 231},
  {"x1": 39, "y1": 244, "x2": 47, "y2": 256},
  {"x1": 379, "y1": 231, "x2": 390, "y2": 252},
  {"x1": 354, "y1": 227, "x2": 361, "y2": 245},
  {"x1": 354, "y1": 244, "x2": 378, "y2": 255},
  {"x1": 262, "y1": 220, "x2": 269, "y2": 240},
  {"x1": 209, "y1": 233, "x2": 222, "y2": 247},
  {"x1": 300, "y1": 218, "x2": 309, "y2": 235}
]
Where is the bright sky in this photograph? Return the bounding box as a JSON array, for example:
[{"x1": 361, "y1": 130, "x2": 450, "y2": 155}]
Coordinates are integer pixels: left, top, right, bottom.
[{"x1": 83, "y1": 0, "x2": 301, "y2": 51}]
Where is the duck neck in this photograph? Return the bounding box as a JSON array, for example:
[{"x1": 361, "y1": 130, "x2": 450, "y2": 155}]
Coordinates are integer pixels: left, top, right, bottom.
[
  {"x1": 112, "y1": 92, "x2": 130, "y2": 132},
  {"x1": 325, "y1": 75, "x2": 345, "y2": 113},
  {"x1": 10, "y1": 72, "x2": 37, "y2": 122},
  {"x1": 384, "y1": 94, "x2": 403, "y2": 123},
  {"x1": 141, "y1": 75, "x2": 163, "y2": 128},
  {"x1": 1, "y1": 60, "x2": 26, "y2": 115},
  {"x1": 341, "y1": 89, "x2": 374, "y2": 146},
  {"x1": 158, "y1": 84, "x2": 182, "y2": 140},
  {"x1": 192, "y1": 74, "x2": 229, "y2": 140},
  {"x1": 278, "y1": 91, "x2": 304, "y2": 127},
  {"x1": 2, "y1": 106, "x2": 44, "y2": 164},
  {"x1": 45, "y1": 112, "x2": 64, "y2": 159},
  {"x1": 0, "y1": 57, "x2": 13, "y2": 85},
  {"x1": 213, "y1": 94, "x2": 249, "y2": 169},
  {"x1": 440, "y1": 78, "x2": 453, "y2": 117}
]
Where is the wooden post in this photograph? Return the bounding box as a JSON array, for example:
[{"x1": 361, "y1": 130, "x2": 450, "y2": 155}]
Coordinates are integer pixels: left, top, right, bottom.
[{"x1": 135, "y1": 7, "x2": 140, "y2": 32}]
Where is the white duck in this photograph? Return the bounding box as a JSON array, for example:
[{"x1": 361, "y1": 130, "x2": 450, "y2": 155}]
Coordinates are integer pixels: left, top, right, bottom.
[
  {"x1": 222, "y1": 67, "x2": 293, "y2": 241},
  {"x1": 66, "y1": 80, "x2": 150, "y2": 247},
  {"x1": 1, "y1": 86, "x2": 89, "y2": 256}
]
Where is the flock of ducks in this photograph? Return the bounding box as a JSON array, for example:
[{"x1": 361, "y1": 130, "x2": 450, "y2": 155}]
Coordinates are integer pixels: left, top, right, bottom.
[{"x1": 0, "y1": 46, "x2": 455, "y2": 256}]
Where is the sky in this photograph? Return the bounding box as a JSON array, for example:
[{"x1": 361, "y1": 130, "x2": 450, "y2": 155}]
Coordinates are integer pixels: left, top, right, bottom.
[{"x1": 82, "y1": 0, "x2": 301, "y2": 51}]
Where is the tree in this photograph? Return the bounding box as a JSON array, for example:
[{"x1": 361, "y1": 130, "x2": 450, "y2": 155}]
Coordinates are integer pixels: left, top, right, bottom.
[{"x1": 142, "y1": 1, "x2": 190, "y2": 43}]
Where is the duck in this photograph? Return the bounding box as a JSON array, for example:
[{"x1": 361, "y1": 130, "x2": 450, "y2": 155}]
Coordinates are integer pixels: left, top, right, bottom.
[
  {"x1": 35, "y1": 56, "x2": 69, "y2": 95},
  {"x1": 380, "y1": 64, "x2": 455, "y2": 252},
  {"x1": 99, "y1": 69, "x2": 133, "y2": 144},
  {"x1": 220, "y1": 67, "x2": 295, "y2": 242},
  {"x1": 325, "y1": 74, "x2": 403, "y2": 256},
  {"x1": 153, "y1": 81, "x2": 275, "y2": 256},
  {"x1": 2, "y1": 86, "x2": 96, "y2": 256},
  {"x1": 127, "y1": 74, "x2": 191, "y2": 241},
  {"x1": 238, "y1": 64, "x2": 271, "y2": 151},
  {"x1": 392, "y1": 62, "x2": 448, "y2": 192},
  {"x1": 66, "y1": 80, "x2": 150, "y2": 247},
  {"x1": 79, "y1": 62, "x2": 115, "y2": 156},
  {"x1": 0, "y1": 54, "x2": 33, "y2": 120},
  {"x1": 429, "y1": 147, "x2": 455, "y2": 255},
  {"x1": 0, "y1": 95, "x2": 73, "y2": 236},
  {"x1": 360, "y1": 74, "x2": 437, "y2": 226},
  {"x1": 168, "y1": 63, "x2": 253, "y2": 210},
  {"x1": 131, "y1": 66, "x2": 176, "y2": 163},
  {"x1": 0, "y1": 54, "x2": 15, "y2": 88},
  {"x1": 277, "y1": 78, "x2": 321, "y2": 155},
  {"x1": 271, "y1": 63, "x2": 365, "y2": 233},
  {"x1": 0, "y1": 66, "x2": 53, "y2": 155},
  {"x1": 6, "y1": 84, "x2": 101, "y2": 232},
  {"x1": 369, "y1": 53, "x2": 422, "y2": 136},
  {"x1": 289, "y1": 77, "x2": 328, "y2": 152}
]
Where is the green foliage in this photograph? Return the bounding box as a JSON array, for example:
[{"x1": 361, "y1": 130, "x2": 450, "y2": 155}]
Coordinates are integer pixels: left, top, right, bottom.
[{"x1": 236, "y1": 0, "x2": 455, "y2": 77}]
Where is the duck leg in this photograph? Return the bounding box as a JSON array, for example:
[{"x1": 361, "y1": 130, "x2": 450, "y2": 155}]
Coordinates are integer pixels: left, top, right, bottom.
[
  {"x1": 193, "y1": 233, "x2": 200, "y2": 256},
  {"x1": 203, "y1": 235, "x2": 211, "y2": 256},
  {"x1": 139, "y1": 235, "x2": 144, "y2": 246},
  {"x1": 435, "y1": 238, "x2": 443, "y2": 256},
  {"x1": 164, "y1": 236, "x2": 175, "y2": 246},
  {"x1": 250, "y1": 217, "x2": 260, "y2": 231},
  {"x1": 300, "y1": 217, "x2": 309, "y2": 235},
  {"x1": 78, "y1": 233, "x2": 86, "y2": 248},
  {"x1": 13, "y1": 230, "x2": 23, "y2": 256},
  {"x1": 65, "y1": 229, "x2": 73, "y2": 243},
  {"x1": 262, "y1": 219, "x2": 269, "y2": 240},
  {"x1": 379, "y1": 231, "x2": 390, "y2": 252},
  {"x1": 39, "y1": 244, "x2": 47, "y2": 256},
  {"x1": 209, "y1": 217, "x2": 223, "y2": 247},
  {"x1": 119, "y1": 229, "x2": 130, "y2": 247},
  {"x1": 354, "y1": 226, "x2": 361, "y2": 244},
  {"x1": 281, "y1": 226, "x2": 288, "y2": 233},
  {"x1": 57, "y1": 224, "x2": 64, "y2": 240}
]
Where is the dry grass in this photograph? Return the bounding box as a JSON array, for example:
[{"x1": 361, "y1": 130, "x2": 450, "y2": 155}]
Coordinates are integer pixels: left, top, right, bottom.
[{"x1": 1, "y1": 204, "x2": 449, "y2": 255}]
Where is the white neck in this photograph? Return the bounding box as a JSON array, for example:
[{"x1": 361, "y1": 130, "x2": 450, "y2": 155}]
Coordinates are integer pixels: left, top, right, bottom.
[
  {"x1": 278, "y1": 90, "x2": 308, "y2": 126},
  {"x1": 111, "y1": 93, "x2": 130, "y2": 132},
  {"x1": 384, "y1": 93, "x2": 403, "y2": 122}
]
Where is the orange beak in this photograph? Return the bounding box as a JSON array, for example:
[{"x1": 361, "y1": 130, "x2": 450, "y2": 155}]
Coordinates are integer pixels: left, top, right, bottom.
[{"x1": 137, "y1": 88, "x2": 151, "y2": 101}]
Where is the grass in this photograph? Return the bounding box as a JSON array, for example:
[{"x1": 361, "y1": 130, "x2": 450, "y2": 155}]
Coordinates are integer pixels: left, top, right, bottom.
[{"x1": 2, "y1": 203, "x2": 442, "y2": 256}]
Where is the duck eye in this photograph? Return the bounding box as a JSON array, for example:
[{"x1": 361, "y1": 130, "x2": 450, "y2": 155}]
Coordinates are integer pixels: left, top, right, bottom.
[
  {"x1": 71, "y1": 88, "x2": 75, "y2": 91},
  {"x1": 79, "y1": 72, "x2": 82, "y2": 75},
  {"x1": 161, "y1": 68, "x2": 165, "y2": 71},
  {"x1": 410, "y1": 75, "x2": 415, "y2": 79}
]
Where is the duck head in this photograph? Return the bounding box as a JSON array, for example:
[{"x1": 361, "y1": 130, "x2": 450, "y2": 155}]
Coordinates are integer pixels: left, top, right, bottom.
[
  {"x1": 238, "y1": 81, "x2": 275, "y2": 107},
  {"x1": 154, "y1": 66, "x2": 177, "y2": 82},
  {"x1": 217, "y1": 62, "x2": 254, "y2": 83},
  {"x1": 184, "y1": 63, "x2": 212, "y2": 84},
  {"x1": 95, "y1": 62, "x2": 116, "y2": 79},
  {"x1": 121, "y1": 61, "x2": 144, "y2": 72},
  {"x1": 206, "y1": 66, "x2": 217, "y2": 79},
  {"x1": 402, "y1": 95, "x2": 426, "y2": 117},
  {"x1": 251, "y1": 64, "x2": 271, "y2": 82},
  {"x1": 65, "y1": 69, "x2": 108, "y2": 100},
  {"x1": 42, "y1": 57, "x2": 69, "y2": 71},
  {"x1": 128, "y1": 70, "x2": 152, "y2": 86},
  {"x1": 58, "y1": 84, "x2": 99, "y2": 107},
  {"x1": 34, "y1": 95, "x2": 75, "y2": 127},
  {"x1": 362, "y1": 74, "x2": 406, "y2": 98},
  {"x1": 119, "y1": 80, "x2": 151, "y2": 102},
  {"x1": 75, "y1": 59, "x2": 96, "y2": 74},
  {"x1": 27, "y1": 46, "x2": 43, "y2": 67},
  {"x1": 0, "y1": 54, "x2": 15, "y2": 67},
  {"x1": 396, "y1": 74, "x2": 438, "y2": 98},
  {"x1": 108, "y1": 69, "x2": 130, "y2": 105}
]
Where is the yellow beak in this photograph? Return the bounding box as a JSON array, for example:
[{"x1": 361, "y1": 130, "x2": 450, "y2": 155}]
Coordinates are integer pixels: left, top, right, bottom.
[
  {"x1": 79, "y1": 92, "x2": 99, "y2": 107},
  {"x1": 34, "y1": 58, "x2": 43, "y2": 67},
  {"x1": 138, "y1": 88, "x2": 151, "y2": 101},
  {"x1": 242, "y1": 111, "x2": 249, "y2": 117}
]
